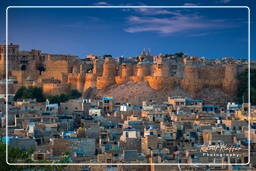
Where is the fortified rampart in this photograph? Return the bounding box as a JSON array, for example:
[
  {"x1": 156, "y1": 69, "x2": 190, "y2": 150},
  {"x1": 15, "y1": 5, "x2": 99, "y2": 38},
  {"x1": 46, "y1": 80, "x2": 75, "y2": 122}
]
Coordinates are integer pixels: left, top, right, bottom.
[
  {"x1": 96, "y1": 57, "x2": 117, "y2": 89},
  {"x1": 115, "y1": 63, "x2": 133, "y2": 84},
  {"x1": 130, "y1": 62, "x2": 151, "y2": 82},
  {"x1": 42, "y1": 82, "x2": 69, "y2": 95},
  {"x1": 0, "y1": 44, "x2": 242, "y2": 96},
  {"x1": 83, "y1": 73, "x2": 97, "y2": 91},
  {"x1": 180, "y1": 64, "x2": 237, "y2": 95}
]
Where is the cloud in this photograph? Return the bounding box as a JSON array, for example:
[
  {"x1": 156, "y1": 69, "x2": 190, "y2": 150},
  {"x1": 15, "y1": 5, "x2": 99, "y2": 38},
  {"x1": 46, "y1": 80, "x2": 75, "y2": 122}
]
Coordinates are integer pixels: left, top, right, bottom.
[
  {"x1": 189, "y1": 32, "x2": 210, "y2": 37},
  {"x1": 94, "y1": 2, "x2": 110, "y2": 6},
  {"x1": 134, "y1": 8, "x2": 182, "y2": 16},
  {"x1": 125, "y1": 14, "x2": 237, "y2": 35},
  {"x1": 183, "y1": 3, "x2": 199, "y2": 6},
  {"x1": 219, "y1": 0, "x2": 231, "y2": 3}
]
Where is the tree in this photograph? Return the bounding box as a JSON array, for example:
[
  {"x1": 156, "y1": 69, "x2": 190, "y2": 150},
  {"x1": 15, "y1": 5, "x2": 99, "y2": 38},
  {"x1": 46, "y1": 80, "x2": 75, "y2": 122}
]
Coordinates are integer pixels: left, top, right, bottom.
[
  {"x1": 14, "y1": 86, "x2": 45, "y2": 102},
  {"x1": 103, "y1": 54, "x2": 112, "y2": 59},
  {"x1": 14, "y1": 86, "x2": 26, "y2": 101},
  {"x1": 0, "y1": 141, "x2": 31, "y2": 171},
  {"x1": 0, "y1": 141, "x2": 68, "y2": 170},
  {"x1": 86, "y1": 64, "x2": 93, "y2": 72},
  {"x1": 47, "y1": 95, "x2": 62, "y2": 104},
  {"x1": 14, "y1": 87, "x2": 81, "y2": 104},
  {"x1": 68, "y1": 90, "x2": 81, "y2": 99},
  {"x1": 31, "y1": 87, "x2": 45, "y2": 102},
  {"x1": 237, "y1": 68, "x2": 256, "y2": 105},
  {"x1": 47, "y1": 90, "x2": 81, "y2": 104},
  {"x1": 174, "y1": 52, "x2": 184, "y2": 58},
  {"x1": 165, "y1": 53, "x2": 172, "y2": 57}
]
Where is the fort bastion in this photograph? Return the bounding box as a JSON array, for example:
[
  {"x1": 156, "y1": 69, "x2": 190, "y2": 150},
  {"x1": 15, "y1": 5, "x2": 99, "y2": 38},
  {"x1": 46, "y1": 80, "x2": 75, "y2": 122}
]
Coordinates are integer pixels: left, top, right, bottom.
[{"x1": 0, "y1": 44, "x2": 248, "y2": 96}]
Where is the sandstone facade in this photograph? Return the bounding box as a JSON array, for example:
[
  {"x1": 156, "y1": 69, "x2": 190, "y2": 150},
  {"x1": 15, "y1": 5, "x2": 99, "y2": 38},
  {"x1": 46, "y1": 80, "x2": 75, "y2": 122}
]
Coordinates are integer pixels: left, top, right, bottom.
[{"x1": 0, "y1": 44, "x2": 242, "y2": 96}]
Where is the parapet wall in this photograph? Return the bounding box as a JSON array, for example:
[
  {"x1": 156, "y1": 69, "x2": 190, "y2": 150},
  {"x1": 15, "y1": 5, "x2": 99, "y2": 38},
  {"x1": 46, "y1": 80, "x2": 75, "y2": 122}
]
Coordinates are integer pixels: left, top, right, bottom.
[
  {"x1": 42, "y1": 83, "x2": 69, "y2": 95},
  {"x1": 115, "y1": 63, "x2": 134, "y2": 84},
  {"x1": 181, "y1": 64, "x2": 238, "y2": 95},
  {"x1": 145, "y1": 76, "x2": 178, "y2": 90},
  {"x1": 67, "y1": 73, "x2": 85, "y2": 92},
  {"x1": 96, "y1": 57, "x2": 117, "y2": 89},
  {"x1": 83, "y1": 73, "x2": 97, "y2": 91},
  {"x1": 7, "y1": 52, "x2": 240, "y2": 97},
  {"x1": 45, "y1": 59, "x2": 71, "y2": 73}
]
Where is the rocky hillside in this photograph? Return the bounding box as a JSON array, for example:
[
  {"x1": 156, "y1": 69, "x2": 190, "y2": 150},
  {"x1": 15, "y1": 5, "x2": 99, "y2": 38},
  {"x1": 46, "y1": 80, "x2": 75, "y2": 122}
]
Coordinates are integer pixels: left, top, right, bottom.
[{"x1": 84, "y1": 81, "x2": 233, "y2": 105}]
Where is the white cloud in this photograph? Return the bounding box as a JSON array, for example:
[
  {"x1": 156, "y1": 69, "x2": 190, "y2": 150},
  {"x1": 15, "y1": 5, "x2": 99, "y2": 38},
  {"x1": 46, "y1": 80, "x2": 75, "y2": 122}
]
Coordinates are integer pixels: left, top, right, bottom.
[
  {"x1": 125, "y1": 14, "x2": 237, "y2": 35},
  {"x1": 189, "y1": 32, "x2": 210, "y2": 37},
  {"x1": 183, "y1": 3, "x2": 199, "y2": 6},
  {"x1": 134, "y1": 8, "x2": 182, "y2": 16},
  {"x1": 94, "y1": 2, "x2": 110, "y2": 6},
  {"x1": 219, "y1": 0, "x2": 232, "y2": 3}
]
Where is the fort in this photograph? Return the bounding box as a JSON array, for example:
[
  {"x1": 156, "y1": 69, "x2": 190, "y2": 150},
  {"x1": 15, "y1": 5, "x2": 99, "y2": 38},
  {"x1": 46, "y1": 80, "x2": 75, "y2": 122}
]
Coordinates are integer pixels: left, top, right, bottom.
[{"x1": 0, "y1": 44, "x2": 248, "y2": 98}]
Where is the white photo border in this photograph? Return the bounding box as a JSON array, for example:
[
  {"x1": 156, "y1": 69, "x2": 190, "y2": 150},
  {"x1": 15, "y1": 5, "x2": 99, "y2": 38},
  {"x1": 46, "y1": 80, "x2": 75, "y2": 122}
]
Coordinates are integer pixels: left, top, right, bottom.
[{"x1": 5, "y1": 5, "x2": 251, "y2": 166}]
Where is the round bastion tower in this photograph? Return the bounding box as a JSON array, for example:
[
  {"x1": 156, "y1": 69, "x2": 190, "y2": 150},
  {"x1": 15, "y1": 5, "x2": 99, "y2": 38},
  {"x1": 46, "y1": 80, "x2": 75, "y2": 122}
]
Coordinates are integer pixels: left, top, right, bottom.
[
  {"x1": 130, "y1": 62, "x2": 151, "y2": 82},
  {"x1": 181, "y1": 64, "x2": 202, "y2": 94},
  {"x1": 96, "y1": 57, "x2": 117, "y2": 89},
  {"x1": 145, "y1": 61, "x2": 177, "y2": 90},
  {"x1": 153, "y1": 63, "x2": 170, "y2": 77},
  {"x1": 83, "y1": 59, "x2": 103, "y2": 91},
  {"x1": 0, "y1": 44, "x2": 19, "y2": 78},
  {"x1": 115, "y1": 63, "x2": 133, "y2": 84},
  {"x1": 222, "y1": 64, "x2": 238, "y2": 96},
  {"x1": 93, "y1": 59, "x2": 103, "y2": 76}
]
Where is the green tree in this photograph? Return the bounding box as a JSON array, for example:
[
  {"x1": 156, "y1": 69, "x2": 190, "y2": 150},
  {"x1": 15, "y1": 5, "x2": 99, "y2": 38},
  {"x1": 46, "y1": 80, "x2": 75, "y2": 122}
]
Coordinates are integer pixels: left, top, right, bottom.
[
  {"x1": 14, "y1": 86, "x2": 45, "y2": 102},
  {"x1": 0, "y1": 141, "x2": 30, "y2": 171},
  {"x1": 103, "y1": 54, "x2": 112, "y2": 59},
  {"x1": 68, "y1": 90, "x2": 81, "y2": 99},
  {"x1": 86, "y1": 64, "x2": 93, "y2": 72},
  {"x1": 0, "y1": 141, "x2": 68, "y2": 170},
  {"x1": 165, "y1": 53, "x2": 172, "y2": 57},
  {"x1": 14, "y1": 86, "x2": 26, "y2": 101},
  {"x1": 174, "y1": 52, "x2": 184, "y2": 58},
  {"x1": 47, "y1": 90, "x2": 81, "y2": 104},
  {"x1": 59, "y1": 94, "x2": 69, "y2": 102},
  {"x1": 237, "y1": 68, "x2": 256, "y2": 105},
  {"x1": 47, "y1": 95, "x2": 60, "y2": 104},
  {"x1": 32, "y1": 87, "x2": 45, "y2": 102}
]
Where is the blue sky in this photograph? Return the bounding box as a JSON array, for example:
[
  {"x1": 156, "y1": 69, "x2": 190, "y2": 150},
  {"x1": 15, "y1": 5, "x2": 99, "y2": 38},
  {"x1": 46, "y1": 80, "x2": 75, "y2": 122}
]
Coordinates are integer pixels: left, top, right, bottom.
[{"x1": 0, "y1": 0, "x2": 255, "y2": 60}]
